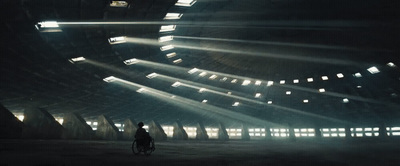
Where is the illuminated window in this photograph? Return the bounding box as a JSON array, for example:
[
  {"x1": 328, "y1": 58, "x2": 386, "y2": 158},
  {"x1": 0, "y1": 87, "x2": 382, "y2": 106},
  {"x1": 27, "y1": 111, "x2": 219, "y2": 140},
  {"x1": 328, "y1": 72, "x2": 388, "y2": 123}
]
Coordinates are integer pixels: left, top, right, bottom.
[
  {"x1": 199, "y1": 72, "x2": 207, "y2": 77},
  {"x1": 93, "y1": 122, "x2": 98, "y2": 125},
  {"x1": 160, "y1": 45, "x2": 174, "y2": 51},
  {"x1": 171, "y1": 82, "x2": 181, "y2": 87},
  {"x1": 202, "y1": 99, "x2": 208, "y2": 103},
  {"x1": 294, "y1": 128, "x2": 315, "y2": 137},
  {"x1": 188, "y1": 68, "x2": 198, "y2": 74},
  {"x1": 164, "y1": 13, "x2": 183, "y2": 20},
  {"x1": 267, "y1": 101, "x2": 272, "y2": 104},
  {"x1": 69, "y1": 57, "x2": 86, "y2": 63},
  {"x1": 231, "y1": 79, "x2": 238, "y2": 83},
  {"x1": 270, "y1": 128, "x2": 289, "y2": 137},
  {"x1": 286, "y1": 91, "x2": 291, "y2": 95},
  {"x1": 249, "y1": 128, "x2": 266, "y2": 138},
  {"x1": 86, "y1": 121, "x2": 92, "y2": 125},
  {"x1": 307, "y1": 78, "x2": 313, "y2": 82},
  {"x1": 342, "y1": 98, "x2": 349, "y2": 103},
  {"x1": 209, "y1": 75, "x2": 217, "y2": 80},
  {"x1": 173, "y1": 58, "x2": 182, "y2": 64},
  {"x1": 255, "y1": 93, "x2": 261, "y2": 98},
  {"x1": 303, "y1": 99, "x2": 309, "y2": 103},
  {"x1": 146, "y1": 73, "x2": 158, "y2": 79},
  {"x1": 184, "y1": 127, "x2": 197, "y2": 138},
  {"x1": 136, "y1": 88, "x2": 146, "y2": 93},
  {"x1": 319, "y1": 88, "x2": 325, "y2": 92},
  {"x1": 110, "y1": 1, "x2": 128, "y2": 7},
  {"x1": 55, "y1": 118, "x2": 64, "y2": 124},
  {"x1": 103, "y1": 76, "x2": 117, "y2": 82},
  {"x1": 353, "y1": 73, "x2": 362, "y2": 78},
  {"x1": 162, "y1": 126, "x2": 174, "y2": 138},
  {"x1": 293, "y1": 79, "x2": 299, "y2": 83},
  {"x1": 159, "y1": 35, "x2": 174, "y2": 42},
  {"x1": 351, "y1": 127, "x2": 380, "y2": 137},
  {"x1": 267, "y1": 81, "x2": 274, "y2": 86},
  {"x1": 337, "y1": 73, "x2": 344, "y2": 78},
  {"x1": 227, "y1": 128, "x2": 242, "y2": 139},
  {"x1": 280, "y1": 80, "x2": 285, "y2": 84},
  {"x1": 387, "y1": 62, "x2": 396, "y2": 67},
  {"x1": 255, "y1": 80, "x2": 262, "y2": 86},
  {"x1": 357, "y1": 86, "x2": 362, "y2": 89},
  {"x1": 160, "y1": 25, "x2": 176, "y2": 32},
  {"x1": 198, "y1": 88, "x2": 207, "y2": 93},
  {"x1": 227, "y1": 92, "x2": 232, "y2": 95},
  {"x1": 321, "y1": 76, "x2": 329, "y2": 80},
  {"x1": 321, "y1": 128, "x2": 346, "y2": 137},
  {"x1": 242, "y1": 80, "x2": 251, "y2": 86},
  {"x1": 387, "y1": 127, "x2": 400, "y2": 136},
  {"x1": 232, "y1": 102, "x2": 240, "y2": 106},
  {"x1": 166, "y1": 52, "x2": 177, "y2": 58},
  {"x1": 124, "y1": 58, "x2": 138, "y2": 65},
  {"x1": 367, "y1": 66, "x2": 380, "y2": 74},
  {"x1": 35, "y1": 21, "x2": 62, "y2": 32},
  {"x1": 175, "y1": 0, "x2": 196, "y2": 7},
  {"x1": 108, "y1": 36, "x2": 126, "y2": 44}
]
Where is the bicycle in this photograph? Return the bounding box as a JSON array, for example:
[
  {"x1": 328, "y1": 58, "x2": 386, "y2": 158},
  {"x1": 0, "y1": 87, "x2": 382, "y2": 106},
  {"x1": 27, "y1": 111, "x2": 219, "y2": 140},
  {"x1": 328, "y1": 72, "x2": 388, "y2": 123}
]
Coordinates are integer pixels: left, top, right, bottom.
[{"x1": 131, "y1": 138, "x2": 155, "y2": 156}]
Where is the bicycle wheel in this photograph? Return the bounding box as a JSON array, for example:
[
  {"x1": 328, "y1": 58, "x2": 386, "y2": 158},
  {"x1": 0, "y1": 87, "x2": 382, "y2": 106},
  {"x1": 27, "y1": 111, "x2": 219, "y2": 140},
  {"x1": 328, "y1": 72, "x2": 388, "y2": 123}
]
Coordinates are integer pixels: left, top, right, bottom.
[{"x1": 131, "y1": 140, "x2": 140, "y2": 155}]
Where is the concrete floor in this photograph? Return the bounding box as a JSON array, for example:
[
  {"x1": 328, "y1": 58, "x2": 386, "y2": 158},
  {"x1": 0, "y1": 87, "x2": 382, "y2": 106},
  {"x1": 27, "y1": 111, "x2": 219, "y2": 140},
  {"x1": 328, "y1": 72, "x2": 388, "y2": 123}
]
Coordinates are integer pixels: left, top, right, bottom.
[{"x1": 1, "y1": 138, "x2": 399, "y2": 166}]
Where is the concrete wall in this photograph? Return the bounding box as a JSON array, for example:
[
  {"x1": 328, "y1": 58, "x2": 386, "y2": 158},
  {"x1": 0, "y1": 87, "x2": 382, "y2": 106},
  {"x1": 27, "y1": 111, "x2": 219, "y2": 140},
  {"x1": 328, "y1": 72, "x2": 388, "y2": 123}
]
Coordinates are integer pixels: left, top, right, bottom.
[
  {"x1": 62, "y1": 112, "x2": 94, "y2": 139},
  {"x1": 241, "y1": 125, "x2": 250, "y2": 140},
  {"x1": 0, "y1": 104, "x2": 23, "y2": 139},
  {"x1": 122, "y1": 118, "x2": 138, "y2": 140},
  {"x1": 196, "y1": 122, "x2": 208, "y2": 140},
  {"x1": 95, "y1": 115, "x2": 121, "y2": 140},
  {"x1": 22, "y1": 107, "x2": 64, "y2": 139},
  {"x1": 172, "y1": 120, "x2": 188, "y2": 140},
  {"x1": 149, "y1": 120, "x2": 167, "y2": 141}
]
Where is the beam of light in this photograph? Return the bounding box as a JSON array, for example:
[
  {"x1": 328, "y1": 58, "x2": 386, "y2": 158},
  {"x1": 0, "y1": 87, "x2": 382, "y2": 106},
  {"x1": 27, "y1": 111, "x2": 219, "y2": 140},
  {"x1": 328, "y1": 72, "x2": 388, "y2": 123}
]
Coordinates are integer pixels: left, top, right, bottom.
[
  {"x1": 84, "y1": 59, "x2": 142, "y2": 79},
  {"x1": 124, "y1": 37, "x2": 357, "y2": 65},
  {"x1": 173, "y1": 36, "x2": 362, "y2": 51},
  {"x1": 150, "y1": 73, "x2": 347, "y2": 124},
  {"x1": 123, "y1": 58, "x2": 191, "y2": 73},
  {"x1": 104, "y1": 77, "x2": 280, "y2": 127}
]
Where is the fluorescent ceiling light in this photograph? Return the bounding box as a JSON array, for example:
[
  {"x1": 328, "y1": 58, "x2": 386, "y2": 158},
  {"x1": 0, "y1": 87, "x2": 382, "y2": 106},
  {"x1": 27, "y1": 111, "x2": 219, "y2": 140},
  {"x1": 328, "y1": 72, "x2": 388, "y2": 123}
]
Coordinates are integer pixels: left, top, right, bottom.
[
  {"x1": 319, "y1": 88, "x2": 326, "y2": 92},
  {"x1": 353, "y1": 73, "x2": 362, "y2": 78},
  {"x1": 357, "y1": 85, "x2": 362, "y2": 88},
  {"x1": 108, "y1": 36, "x2": 126, "y2": 44},
  {"x1": 286, "y1": 91, "x2": 291, "y2": 95},
  {"x1": 160, "y1": 45, "x2": 174, "y2": 51},
  {"x1": 321, "y1": 76, "x2": 329, "y2": 80},
  {"x1": 343, "y1": 98, "x2": 349, "y2": 103},
  {"x1": 303, "y1": 99, "x2": 309, "y2": 103},
  {"x1": 146, "y1": 73, "x2": 158, "y2": 79},
  {"x1": 267, "y1": 101, "x2": 272, "y2": 104},
  {"x1": 173, "y1": 58, "x2": 182, "y2": 64},
  {"x1": 293, "y1": 79, "x2": 299, "y2": 83},
  {"x1": 159, "y1": 35, "x2": 174, "y2": 42},
  {"x1": 69, "y1": 57, "x2": 85, "y2": 63},
  {"x1": 175, "y1": 0, "x2": 196, "y2": 7},
  {"x1": 199, "y1": 72, "x2": 207, "y2": 77},
  {"x1": 136, "y1": 88, "x2": 146, "y2": 93},
  {"x1": 202, "y1": 99, "x2": 208, "y2": 103},
  {"x1": 110, "y1": 1, "x2": 128, "y2": 7},
  {"x1": 280, "y1": 80, "x2": 285, "y2": 84},
  {"x1": 337, "y1": 73, "x2": 344, "y2": 78},
  {"x1": 209, "y1": 75, "x2": 217, "y2": 80},
  {"x1": 232, "y1": 102, "x2": 240, "y2": 107},
  {"x1": 164, "y1": 13, "x2": 183, "y2": 20},
  {"x1": 188, "y1": 68, "x2": 199, "y2": 74},
  {"x1": 171, "y1": 82, "x2": 181, "y2": 87},
  {"x1": 103, "y1": 76, "x2": 116, "y2": 82},
  {"x1": 166, "y1": 52, "x2": 176, "y2": 58},
  {"x1": 124, "y1": 58, "x2": 139, "y2": 65},
  {"x1": 220, "y1": 77, "x2": 228, "y2": 82},
  {"x1": 199, "y1": 88, "x2": 207, "y2": 93},
  {"x1": 231, "y1": 79, "x2": 237, "y2": 83},
  {"x1": 160, "y1": 25, "x2": 176, "y2": 32},
  {"x1": 387, "y1": 62, "x2": 396, "y2": 67},
  {"x1": 367, "y1": 66, "x2": 380, "y2": 74},
  {"x1": 242, "y1": 80, "x2": 251, "y2": 86},
  {"x1": 255, "y1": 93, "x2": 261, "y2": 98},
  {"x1": 255, "y1": 80, "x2": 262, "y2": 86},
  {"x1": 227, "y1": 92, "x2": 232, "y2": 95},
  {"x1": 307, "y1": 78, "x2": 313, "y2": 82},
  {"x1": 36, "y1": 21, "x2": 59, "y2": 28},
  {"x1": 267, "y1": 81, "x2": 273, "y2": 86}
]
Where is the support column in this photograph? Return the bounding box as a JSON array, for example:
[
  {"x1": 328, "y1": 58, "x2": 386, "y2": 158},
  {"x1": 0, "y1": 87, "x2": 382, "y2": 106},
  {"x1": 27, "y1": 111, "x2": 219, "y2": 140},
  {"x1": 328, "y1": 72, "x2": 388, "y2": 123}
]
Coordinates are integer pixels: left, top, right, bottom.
[
  {"x1": 196, "y1": 121, "x2": 208, "y2": 140},
  {"x1": 22, "y1": 107, "x2": 64, "y2": 139},
  {"x1": 218, "y1": 123, "x2": 229, "y2": 141},
  {"x1": 241, "y1": 125, "x2": 250, "y2": 141},
  {"x1": 149, "y1": 120, "x2": 167, "y2": 141},
  {"x1": 96, "y1": 115, "x2": 121, "y2": 140},
  {"x1": 62, "y1": 112, "x2": 94, "y2": 139},
  {"x1": 173, "y1": 120, "x2": 188, "y2": 140},
  {"x1": 122, "y1": 118, "x2": 138, "y2": 140},
  {"x1": 0, "y1": 104, "x2": 23, "y2": 139}
]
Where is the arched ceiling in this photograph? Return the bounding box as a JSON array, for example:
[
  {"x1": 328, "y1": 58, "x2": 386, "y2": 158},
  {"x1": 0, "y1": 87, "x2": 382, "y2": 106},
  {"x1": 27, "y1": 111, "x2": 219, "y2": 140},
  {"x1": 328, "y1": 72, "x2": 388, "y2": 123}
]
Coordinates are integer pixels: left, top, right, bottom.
[{"x1": 1, "y1": 0, "x2": 400, "y2": 127}]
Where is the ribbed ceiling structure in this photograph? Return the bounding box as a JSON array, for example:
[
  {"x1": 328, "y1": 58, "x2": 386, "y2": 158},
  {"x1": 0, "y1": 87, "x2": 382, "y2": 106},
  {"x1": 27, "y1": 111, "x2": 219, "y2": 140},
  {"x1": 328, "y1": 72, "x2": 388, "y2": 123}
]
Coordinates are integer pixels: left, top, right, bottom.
[{"x1": 1, "y1": 0, "x2": 399, "y2": 127}]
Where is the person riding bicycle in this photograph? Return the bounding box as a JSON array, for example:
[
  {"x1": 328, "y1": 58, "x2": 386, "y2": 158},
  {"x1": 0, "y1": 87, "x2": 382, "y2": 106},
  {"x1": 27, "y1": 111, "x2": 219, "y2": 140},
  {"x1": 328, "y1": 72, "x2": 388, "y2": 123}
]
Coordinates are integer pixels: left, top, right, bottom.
[{"x1": 135, "y1": 122, "x2": 151, "y2": 149}]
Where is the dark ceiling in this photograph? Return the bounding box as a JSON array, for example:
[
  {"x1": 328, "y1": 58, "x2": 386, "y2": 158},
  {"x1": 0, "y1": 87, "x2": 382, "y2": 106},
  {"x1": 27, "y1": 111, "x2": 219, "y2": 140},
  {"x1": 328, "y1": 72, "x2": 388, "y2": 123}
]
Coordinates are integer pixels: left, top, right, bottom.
[{"x1": 1, "y1": 0, "x2": 400, "y2": 127}]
